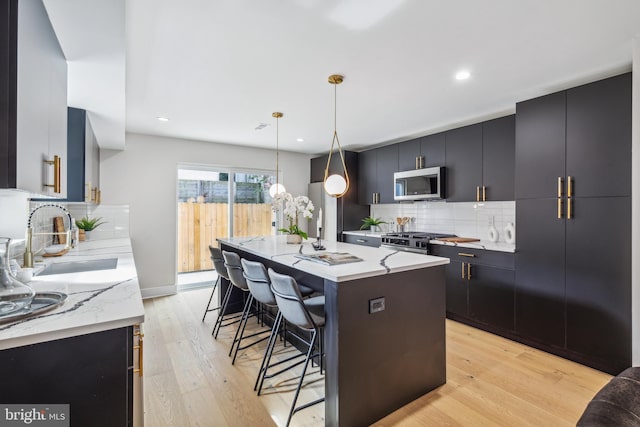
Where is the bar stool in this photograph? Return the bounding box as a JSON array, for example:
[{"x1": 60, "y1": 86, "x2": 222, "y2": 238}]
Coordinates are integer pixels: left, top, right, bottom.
[
  {"x1": 202, "y1": 246, "x2": 227, "y2": 321},
  {"x1": 268, "y1": 268, "x2": 325, "y2": 427},
  {"x1": 222, "y1": 251, "x2": 272, "y2": 364},
  {"x1": 211, "y1": 250, "x2": 245, "y2": 339},
  {"x1": 241, "y1": 259, "x2": 315, "y2": 395}
]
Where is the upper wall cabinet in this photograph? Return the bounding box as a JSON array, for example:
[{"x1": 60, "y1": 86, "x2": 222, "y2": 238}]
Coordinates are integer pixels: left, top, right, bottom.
[
  {"x1": 0, "y1": 0, "x2": 67, "y2": 197},
  {"x1": 67, "y1": 107, "x2": 100, "y2": 203},
  {"x1": 358, "y1": 144, "x2": 398, "y2": 205},
  {"x1": 445, "y1": 116, "x2": 515, "y2": 202},
  {"x1": 397, "y1": 133, "x2": 446, "y2": 172}
]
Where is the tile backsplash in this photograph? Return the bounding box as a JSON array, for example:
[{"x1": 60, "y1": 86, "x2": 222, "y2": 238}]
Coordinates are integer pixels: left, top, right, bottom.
[{"x1": 370, "y1": 201, "x2": 516, "y2": 244}]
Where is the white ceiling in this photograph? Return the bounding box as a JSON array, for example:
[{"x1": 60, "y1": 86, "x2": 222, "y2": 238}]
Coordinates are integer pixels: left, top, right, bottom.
[{"x1": 46, "y1": 0, "x2": 640, "y2": 154}]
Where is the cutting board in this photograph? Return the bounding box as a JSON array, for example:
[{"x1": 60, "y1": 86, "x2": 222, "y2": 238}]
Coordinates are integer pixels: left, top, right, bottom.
[
  {"x1": 53, "y1": 217, "x2": 67, "y2": 245},
  {"x1": 435, "y1": 237, "x2": 481, "y2": 243}
]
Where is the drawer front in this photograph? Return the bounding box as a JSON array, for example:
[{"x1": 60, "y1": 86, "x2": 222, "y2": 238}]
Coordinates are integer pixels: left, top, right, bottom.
[
  {"x1": 343, "y1": 234, "x2": 381, "y2": 248},
  {"x1": 430, "y1": 245, "x2": 514, "y2": 270}
]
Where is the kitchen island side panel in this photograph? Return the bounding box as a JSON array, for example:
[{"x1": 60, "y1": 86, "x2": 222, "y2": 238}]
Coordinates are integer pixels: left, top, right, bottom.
[{"x1": 324, "y1": 266, "x2": 447, "y2": 427}]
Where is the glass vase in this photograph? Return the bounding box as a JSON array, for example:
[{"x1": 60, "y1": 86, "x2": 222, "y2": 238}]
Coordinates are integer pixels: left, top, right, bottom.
[{"x1": 0, "y1": 237, "x2": 36, "y2": 316}]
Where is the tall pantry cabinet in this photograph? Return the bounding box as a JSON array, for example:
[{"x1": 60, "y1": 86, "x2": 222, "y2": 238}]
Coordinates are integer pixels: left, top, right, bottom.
[{"x1": 515, "y1": 72, "x2": 631, "y2": 374}]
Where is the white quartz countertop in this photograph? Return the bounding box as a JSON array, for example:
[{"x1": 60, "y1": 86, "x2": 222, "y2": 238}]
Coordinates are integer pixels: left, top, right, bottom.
[
  {"x1": 0, "y1": 238, "x2": 144, "y2": 350},
  {"x1": 218, "y1": 235, "x2": 449, "y2": 282}
]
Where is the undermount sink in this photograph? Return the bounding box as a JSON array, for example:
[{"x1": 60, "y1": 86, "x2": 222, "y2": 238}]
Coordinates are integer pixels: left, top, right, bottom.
[{"x1": 38, "y1": 258, "x2": 118, "y2": 276}]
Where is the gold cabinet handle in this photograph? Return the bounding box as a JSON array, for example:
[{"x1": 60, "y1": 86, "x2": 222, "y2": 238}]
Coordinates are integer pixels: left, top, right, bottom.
[
  {"x1": 461, "y1": 262, "x2": 466, "y2": 279},
  {"x1": 43, "y1": 155, "x2": 61, "y2": 193},
  {"x1": 567, "y1": 198, "x2": 572, "y2": 220},
  {"x1": 567, "y1": 176, "x2": 572, "y2": 198},
  {"x1": 557, "y1": 177, "x2": 562, "y2": 198},
  {"x1": 557, "y1": 198, "x2": 562, "y2": 219},
  {"x1": 476, "y1": 186, "x2": 480, "y2": 202},
  {"x1": 467, "y1": 263, "x2": 472, "y2": 280},
  {"x1": 458, "y1": 253, "x2": 475, "y2": 257},
  {"x1": 482, "y1": 185, "x2": 486, "y2": 202},
  {"x1": 134, "y1": 325, "x2": 144, "y2": 377}
]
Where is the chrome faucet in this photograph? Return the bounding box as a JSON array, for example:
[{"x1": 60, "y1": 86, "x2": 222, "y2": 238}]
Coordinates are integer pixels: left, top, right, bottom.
[{"x1": 23, "y1": 203, "x2": 73, "y2": 268}]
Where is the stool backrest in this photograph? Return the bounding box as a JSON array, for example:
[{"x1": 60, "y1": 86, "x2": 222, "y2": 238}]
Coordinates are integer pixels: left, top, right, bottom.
[
  {"x1": 241, "y1": 259, "x2": 276, "y2": 306},
  {"x1": 268, "y1": 268, "x2": 315, "y2": 331},
  {"x1": 209, "y1": 246, "x2": 229, "y2": 280},
  {"x1": 222, "y1": 250, "x2": 248, "y2": 290}
]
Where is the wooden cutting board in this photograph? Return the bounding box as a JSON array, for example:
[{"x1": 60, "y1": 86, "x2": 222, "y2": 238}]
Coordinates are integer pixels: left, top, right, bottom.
[
  {"x1": 435, "y1": 237, "x2": 481, "y2": 243},
  {"x1": 54, "y1": 216, "x2": 67, "y2": 245}
]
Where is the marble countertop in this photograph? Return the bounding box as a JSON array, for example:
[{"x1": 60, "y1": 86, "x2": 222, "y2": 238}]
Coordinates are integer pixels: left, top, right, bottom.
[
  {"x1": 0, "y1": 238, "x2": 144, "y2": 350},
  {"x1": 218, "y1": 235, "x2": 449, "y2": 282}
]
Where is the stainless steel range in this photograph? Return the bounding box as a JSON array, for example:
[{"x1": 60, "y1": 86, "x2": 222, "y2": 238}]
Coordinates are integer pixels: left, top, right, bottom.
[{"x1": 381, "y1": 231, "x2": 455, "y2": 254}]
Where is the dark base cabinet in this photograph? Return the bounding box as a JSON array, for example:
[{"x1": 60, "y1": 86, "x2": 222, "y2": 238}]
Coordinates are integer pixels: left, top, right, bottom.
[
  {"x1": 430, "y1": 245, "x2": 515, "y2": 333},
  {"x1": 0, "y1": 327, "x2": 136, "y2": 427},
  {"x1": 342, "y1": 233, "x2": 381, "y2": 247}
]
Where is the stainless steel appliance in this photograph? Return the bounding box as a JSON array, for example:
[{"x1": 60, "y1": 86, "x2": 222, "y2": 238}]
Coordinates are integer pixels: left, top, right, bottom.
[
  {"x1": 394, "y1": 166, "x2": 445, "y2": 201},
  {"x1": 381, "y1": 231, "x2": 455, "y2": 254}
]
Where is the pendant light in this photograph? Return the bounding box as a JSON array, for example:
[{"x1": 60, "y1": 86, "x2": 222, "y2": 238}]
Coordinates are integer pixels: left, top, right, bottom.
[
  {"x1": 324, "y1": 74, "x2": 350, "y2": 198},
  {"x1": 269, "y1": 112, "x2": 286, "y2": 197}
]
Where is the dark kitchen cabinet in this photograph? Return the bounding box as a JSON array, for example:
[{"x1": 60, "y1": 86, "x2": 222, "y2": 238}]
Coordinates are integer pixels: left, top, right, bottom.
[
  {"x1": 342, "y1": 233, "x2": 381, "y2": 247},
  {"x1": 566, "y1": 73, "x2": 631, "y2": 198},
  {"x1": 430, "y1": 245, "x2": 515, "y2": 333},
  {"x1": 481, "y1": 115, "x2": 515, "y2": 202},
  {"x1": 357, "y1": 144, "x2": 398, "y2": 204},
  {"x1": 398, "y1": 133, "x2": 446, "y2": 172},
  {"x1": 0, "y1": 0, "x2": 68, "y2": 196},
  {"x1": 444, "y1": 123, "x2": 482, "y2": 202},
  {"x1": 445, "y1": 117, "x2": 515, "y2": 202},
  {"x1": 398, "y1": 138, "x2": 421, "y2": 171},
  {"x1": 514, "y1": 72, "x2": 631, "y2": 374},
  {"x1": 67, "y1": 107, "x2": 100, "y2": 202},
  {"x1": 565, "y1": 196, "x2": 631, "y2": 373},
  {"x1": 514, "y1": 198, "x2": 566, "y2": 348},
  {"x1": 0, "y1": 326, "x2": 141, "y2": 426}
]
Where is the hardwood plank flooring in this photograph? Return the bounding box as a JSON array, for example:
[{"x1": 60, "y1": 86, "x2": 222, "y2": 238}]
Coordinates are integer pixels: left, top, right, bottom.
[{"x1": 143, "y1": 287, "x2": 611, "y2": 427}]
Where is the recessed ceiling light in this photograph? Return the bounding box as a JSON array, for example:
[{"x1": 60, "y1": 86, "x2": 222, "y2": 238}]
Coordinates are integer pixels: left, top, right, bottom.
[
  {"x1": 296, "y1": 138, "x2": 304, "y2": 142},
  {"x1": 156, "y1": 116, "x2": 170, "y2": 122},
  {"x1": 455, "y1": 70, "x2": 471, "y2": 81},
  {"x1": 255, "y1": 122, "x2": 270, "y2": 131}
]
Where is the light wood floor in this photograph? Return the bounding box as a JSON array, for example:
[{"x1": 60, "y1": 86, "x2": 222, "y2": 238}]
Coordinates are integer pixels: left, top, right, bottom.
[{"x1": 142, "y1": 287, "x2": 611, "y2": 427}]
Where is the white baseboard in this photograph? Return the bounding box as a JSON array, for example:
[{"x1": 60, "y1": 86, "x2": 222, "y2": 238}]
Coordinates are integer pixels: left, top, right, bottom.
[{"x1": 141, "y1": 284, "x2": 177, "y2": 299}]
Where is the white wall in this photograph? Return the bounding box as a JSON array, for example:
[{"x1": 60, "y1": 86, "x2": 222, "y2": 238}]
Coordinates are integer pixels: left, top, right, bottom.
[
  {"x1": 632, "y1": 35, "x2": 640, "y2": 366},
  {"x1": 100, "y1": 133, "x2": 312, "y2": 297}
]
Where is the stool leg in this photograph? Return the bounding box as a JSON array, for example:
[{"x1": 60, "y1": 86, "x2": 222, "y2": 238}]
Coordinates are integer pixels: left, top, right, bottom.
[
  {"x1": 229, "y1": 293, "x2": 253, "y2": 360},
  {"x1": 255, "y1": 310, "x2": 282, "y2": 392},
  {"x1": 286, "y1": 329, "x2": 317, "y2": 427},
  {"x1": 201, "y1": 276, "x2": 220, "y2": 321},
  {"x1": 212, "y1": 281, "x2": 234, "y2": 338}
]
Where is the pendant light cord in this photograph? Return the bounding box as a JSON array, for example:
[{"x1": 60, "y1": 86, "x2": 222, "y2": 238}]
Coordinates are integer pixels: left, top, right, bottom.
[{"x1": 276, "y1": 115, "x2": 279, "y2": 188}]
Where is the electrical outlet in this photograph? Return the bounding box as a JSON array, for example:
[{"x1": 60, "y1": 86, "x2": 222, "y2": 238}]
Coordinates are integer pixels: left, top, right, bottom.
[{"x1": 369, "y1": 297, "x2": 385, "y2": 314}]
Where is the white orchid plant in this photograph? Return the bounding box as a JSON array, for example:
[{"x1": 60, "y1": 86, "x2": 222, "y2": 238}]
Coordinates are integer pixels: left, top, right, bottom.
[{"x1": 272, "y1": 192, "x2": 314, "y2": 240}]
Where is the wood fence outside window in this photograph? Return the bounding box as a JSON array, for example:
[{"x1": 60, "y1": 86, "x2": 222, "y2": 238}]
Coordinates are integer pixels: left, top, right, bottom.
[{"x1": 177, "y1": 202, "x2": 272, "y2": 272}]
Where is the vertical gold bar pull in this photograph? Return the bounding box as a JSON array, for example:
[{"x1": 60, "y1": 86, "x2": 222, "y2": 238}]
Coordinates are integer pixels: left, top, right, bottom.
[
  {"x1": 557, "y1": 177, "x2": 562, "y2": 198},
  {"x1": 557, "y1": 198, "x2": 562, "y2": 219},
  {"x1": 482, "y1": 185, "x2": 486, "y2": 202},
  {"x1": 134, "y1": 324, "x2": 144, "y2": 377},
  {"x1": 567, "y1": 176, "x2": 572, "y2": 198},
  {"x1": 467, "y1": 263, "x2": 472, "y2": 280},
  {"x1": 43, "y1": 155, "x2": 61, "y2": 193},
  {"x1": 461, "y1": 262, "x2": 466, "y2": 279},
  {"x1": 567, "y1": 198, "x2": 572, "y2": 220},
  {"x1": 476, "y1": 186, "x2": 480, "y2": 202}
]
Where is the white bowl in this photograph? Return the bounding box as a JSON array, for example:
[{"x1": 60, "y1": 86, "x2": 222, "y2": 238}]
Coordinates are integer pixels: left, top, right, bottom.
[{"x1": 44, "y1": 244, "x2": 67, "y2": 254}]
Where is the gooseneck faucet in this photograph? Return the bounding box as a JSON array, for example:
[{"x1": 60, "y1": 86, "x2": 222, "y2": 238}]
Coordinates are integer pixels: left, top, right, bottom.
[{"x1": 23, "y1": 203, "x2": 73, "y2": 268}]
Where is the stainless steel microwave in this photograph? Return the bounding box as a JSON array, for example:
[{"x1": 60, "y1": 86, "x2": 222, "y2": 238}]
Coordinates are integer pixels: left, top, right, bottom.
[{"x1": 394, "y1": 167, "x2": 445, "y2": 201}]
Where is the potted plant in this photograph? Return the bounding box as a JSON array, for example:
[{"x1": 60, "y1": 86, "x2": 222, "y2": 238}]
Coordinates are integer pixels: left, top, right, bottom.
[
  {"x1": 273, "y1": 192, "x2": 314, "y2": 244},
  {"x1": 360, "y1": 216, "x2": 386, "y2": 232},
  {"x1": 75, "y1": 216, "x2": 106, "y2": 240}
]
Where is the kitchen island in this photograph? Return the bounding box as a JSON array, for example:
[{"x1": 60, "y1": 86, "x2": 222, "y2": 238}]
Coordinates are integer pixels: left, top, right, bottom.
[
  {"x1": 218, "y1": 235, "x2": 449, "y2": 427},
  {"x1": 0, "y1": 238, "x2": 144, "y2": 427}
]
